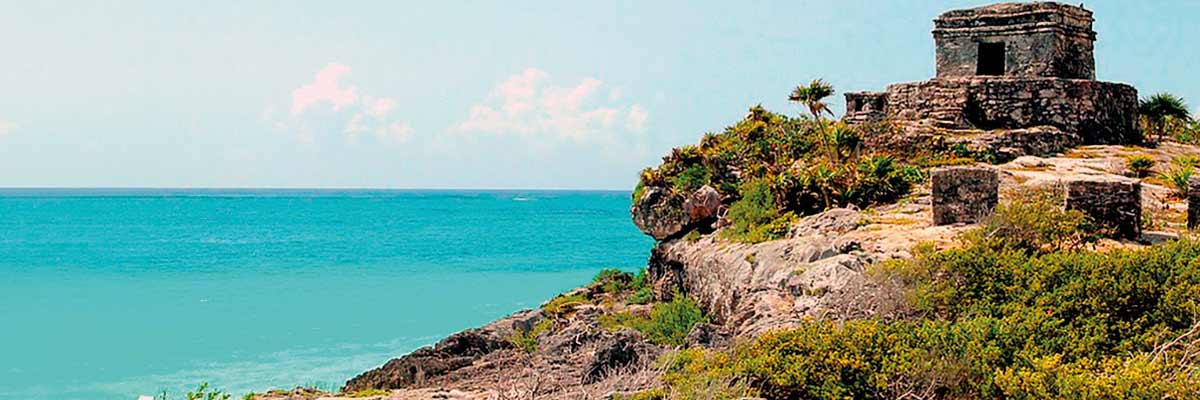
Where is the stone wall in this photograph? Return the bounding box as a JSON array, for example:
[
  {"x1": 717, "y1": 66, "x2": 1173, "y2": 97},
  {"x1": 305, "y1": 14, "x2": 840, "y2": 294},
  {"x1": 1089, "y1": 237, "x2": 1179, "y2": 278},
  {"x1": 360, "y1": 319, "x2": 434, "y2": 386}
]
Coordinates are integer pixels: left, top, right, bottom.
[
  {"x1": 933, "y1": 2, "x2": 1095, "y2": 79},
  {"x1": 885, "y1": 77, "x2": 1138, "y2": 144},
  {"x1": 1189, "y1": 176, "x2": 1200, "y2": 230},
  {"x1": 844, "y1": 91, "x2": 887, "y2": 123},
  {"x1": 931, "y1": 166, "x2": 999, "y2": 225},
  {"x1": 1064, "y1": 179, "x2": 1141, "y2": 239}
]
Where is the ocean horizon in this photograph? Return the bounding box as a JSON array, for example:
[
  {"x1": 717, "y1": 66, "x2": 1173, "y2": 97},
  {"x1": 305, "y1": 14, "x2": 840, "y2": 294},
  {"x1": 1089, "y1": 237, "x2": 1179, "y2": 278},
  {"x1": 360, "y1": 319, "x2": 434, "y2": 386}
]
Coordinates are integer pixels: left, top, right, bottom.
[{"x1": 0, "y1": 189, "x2": 653, "y2": 399}]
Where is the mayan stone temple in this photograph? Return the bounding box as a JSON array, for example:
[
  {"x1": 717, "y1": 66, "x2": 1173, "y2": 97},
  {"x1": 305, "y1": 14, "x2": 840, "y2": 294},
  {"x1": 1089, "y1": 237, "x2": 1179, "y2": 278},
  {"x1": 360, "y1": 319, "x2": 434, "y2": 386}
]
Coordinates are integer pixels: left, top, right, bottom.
[{"x1": 845, "y1": 2, "x2": 1139, "y2": 146}]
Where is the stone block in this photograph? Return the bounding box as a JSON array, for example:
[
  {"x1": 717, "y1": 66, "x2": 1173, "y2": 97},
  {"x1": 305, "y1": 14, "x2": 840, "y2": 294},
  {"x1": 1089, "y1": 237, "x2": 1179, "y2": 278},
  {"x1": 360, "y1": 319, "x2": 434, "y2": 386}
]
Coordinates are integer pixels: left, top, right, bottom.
[
  {"x1": 1064, "y1": 179, "x2": 1141, "y2": 239},
  {"x1": 931, "y1": 166, "x2": 999, "y2": 225},
  {"x1": 1189, "y1": 176, "x2": 1200, "y2": 230}
]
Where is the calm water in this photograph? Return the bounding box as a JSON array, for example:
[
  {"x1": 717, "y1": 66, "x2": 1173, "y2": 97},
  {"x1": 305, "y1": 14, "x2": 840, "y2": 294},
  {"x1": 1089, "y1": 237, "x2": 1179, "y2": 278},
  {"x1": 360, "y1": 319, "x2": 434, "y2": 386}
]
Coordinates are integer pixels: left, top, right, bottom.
[{"x1": 0, "y1": 189, "x2": 652, "y2": 400}]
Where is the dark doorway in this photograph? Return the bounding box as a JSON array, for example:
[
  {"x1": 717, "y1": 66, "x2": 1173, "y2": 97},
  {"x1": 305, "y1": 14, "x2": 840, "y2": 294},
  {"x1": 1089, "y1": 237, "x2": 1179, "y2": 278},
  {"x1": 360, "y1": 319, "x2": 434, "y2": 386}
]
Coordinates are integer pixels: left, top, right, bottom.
[{"x1": 977, "y1": 42, "x2": 1005, "y2": 76}]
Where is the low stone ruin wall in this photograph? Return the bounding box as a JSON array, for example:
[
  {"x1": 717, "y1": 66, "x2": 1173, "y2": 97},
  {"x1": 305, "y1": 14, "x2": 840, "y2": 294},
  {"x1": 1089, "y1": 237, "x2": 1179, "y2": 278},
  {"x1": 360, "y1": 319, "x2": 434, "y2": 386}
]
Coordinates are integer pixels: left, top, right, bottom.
[
  {"x1": 931, "y1": 166, "x2": 999, "y2": 225},
  {"x1": 1065, "y1": 178, "x2": 1141, "y2": 239},
  {"x1": 1189, "y1": 176, "x2": 1200, "y2": 230},
  {"x1": 885, "y1": 77, "x2": 1138, "y2": 144}
]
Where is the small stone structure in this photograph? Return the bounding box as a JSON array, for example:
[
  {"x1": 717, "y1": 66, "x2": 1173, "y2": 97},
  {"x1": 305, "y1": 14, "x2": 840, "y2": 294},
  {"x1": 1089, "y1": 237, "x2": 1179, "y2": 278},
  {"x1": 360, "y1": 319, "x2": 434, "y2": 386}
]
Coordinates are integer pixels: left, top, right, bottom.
[
  {"x1": 1189, "y1": 176, "x2": 1200, "y2": 230},
  {"x1": 931, "y1": 166, "x2": 999, "y2": 225},
  {"x1": 1064, "y1": 178, "x2": 1141, "y2": 239},
  {"x1": 844, "y1": 2, "x2": 1139, "y2": 145},
  {"x1": 933, "y1": 2, "x2": 1095, "y2": 79}
]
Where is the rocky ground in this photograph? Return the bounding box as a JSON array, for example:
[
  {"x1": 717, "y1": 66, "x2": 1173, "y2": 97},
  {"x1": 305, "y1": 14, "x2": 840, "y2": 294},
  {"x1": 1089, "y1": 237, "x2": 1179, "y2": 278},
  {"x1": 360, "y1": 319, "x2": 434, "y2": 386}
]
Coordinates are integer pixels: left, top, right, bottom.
[{"x1": 252, "y1": 142, "x2": 1198, "y2": 400}]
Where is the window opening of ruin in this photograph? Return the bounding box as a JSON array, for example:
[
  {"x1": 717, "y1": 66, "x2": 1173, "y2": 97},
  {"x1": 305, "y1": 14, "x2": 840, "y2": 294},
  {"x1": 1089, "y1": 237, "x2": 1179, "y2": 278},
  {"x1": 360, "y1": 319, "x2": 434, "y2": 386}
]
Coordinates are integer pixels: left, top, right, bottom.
[{"x1": 977, "y1": 42, "x2": 1005, "y2": 76}]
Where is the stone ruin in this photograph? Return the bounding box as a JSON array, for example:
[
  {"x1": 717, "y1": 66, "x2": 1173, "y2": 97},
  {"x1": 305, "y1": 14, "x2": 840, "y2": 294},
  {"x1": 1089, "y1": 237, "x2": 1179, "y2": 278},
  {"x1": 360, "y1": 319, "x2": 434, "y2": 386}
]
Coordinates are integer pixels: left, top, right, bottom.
[
  {"x1": 845, "y1": 2, "x2": 1139, "y2": 145},
  {"x1": 1190, "y1": 176, "x2": 1200, "y2": 230},
  {"x1": 931, "y1": 166, "x2": 999, "y2": 226},
  {"x1": 1065, "y1": 178, "x2": 1142, "y2": 239}
]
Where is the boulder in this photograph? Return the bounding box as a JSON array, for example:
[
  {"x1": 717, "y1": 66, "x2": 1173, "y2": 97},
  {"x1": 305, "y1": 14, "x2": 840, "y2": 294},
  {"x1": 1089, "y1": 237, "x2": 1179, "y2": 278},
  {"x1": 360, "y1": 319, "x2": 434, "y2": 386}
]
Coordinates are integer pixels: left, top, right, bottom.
[
  {"x1": 632, "y1": 185, "x2": 721, "y2": 240},
  {"x1": 583, "y1": 330, "x2": 643, "y2": 384}
]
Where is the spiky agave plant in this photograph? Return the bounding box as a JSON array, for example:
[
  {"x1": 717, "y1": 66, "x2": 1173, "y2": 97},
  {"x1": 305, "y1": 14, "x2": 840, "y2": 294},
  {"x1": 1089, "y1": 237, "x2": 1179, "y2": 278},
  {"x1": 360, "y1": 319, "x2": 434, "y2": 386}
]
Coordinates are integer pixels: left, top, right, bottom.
[{"x1": 1138, "y1": 93, "x2": 1192, "y2": 144}]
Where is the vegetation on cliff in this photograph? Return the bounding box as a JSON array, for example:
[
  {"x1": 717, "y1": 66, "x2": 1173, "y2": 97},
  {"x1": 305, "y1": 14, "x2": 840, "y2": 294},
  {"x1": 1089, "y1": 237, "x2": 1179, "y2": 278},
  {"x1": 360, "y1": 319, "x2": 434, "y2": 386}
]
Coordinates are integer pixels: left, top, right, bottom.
[
  {"x1": 657, "y1": 192, "x2": 1200, "y2": 399},
  {"x1": 634, "y1": 81, "x2": 924, "y2": 244}
]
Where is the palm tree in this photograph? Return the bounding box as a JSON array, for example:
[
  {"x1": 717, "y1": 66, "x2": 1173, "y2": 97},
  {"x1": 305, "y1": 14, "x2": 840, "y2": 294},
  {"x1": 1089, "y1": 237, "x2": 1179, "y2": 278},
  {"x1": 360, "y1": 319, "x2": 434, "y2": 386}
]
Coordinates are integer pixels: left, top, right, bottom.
[
  {"x1": 1138, "y1": 93, "x2": 1191, "y2": 144},
  {"x1": 789, "y1": 79, "x2": 837, "y2": 161}
]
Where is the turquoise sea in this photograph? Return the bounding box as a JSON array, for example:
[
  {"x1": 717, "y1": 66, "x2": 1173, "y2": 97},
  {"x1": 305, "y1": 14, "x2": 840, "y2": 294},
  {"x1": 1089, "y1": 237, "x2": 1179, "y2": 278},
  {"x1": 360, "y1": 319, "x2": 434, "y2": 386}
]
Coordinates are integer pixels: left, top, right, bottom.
[{"x1": 0, "y1": 189, "x2": 652, "y2": 400}]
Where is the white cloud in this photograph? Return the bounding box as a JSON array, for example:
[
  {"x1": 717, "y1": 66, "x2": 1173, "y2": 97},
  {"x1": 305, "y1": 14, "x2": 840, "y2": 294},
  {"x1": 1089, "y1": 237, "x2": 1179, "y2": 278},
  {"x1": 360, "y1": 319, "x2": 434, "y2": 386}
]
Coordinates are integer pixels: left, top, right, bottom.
[
  {"x1": 376, "y1": 122, "x2": 414, "y2": 144},
  {"x1": 627, "y1": 105, "x2": 648, "y2": 132},
  {"x1": 291, "y1": 63, "x2": 358, "y2": 115},
  {"x1": 268, "y1": 63, "x2": 413, "y2": 146},
  {"x1": 0, "y1": 120, "x2": 16, "y2": 136},
  {"x1": 450, "y1": 68, "x2": 649, "y2": 141}
]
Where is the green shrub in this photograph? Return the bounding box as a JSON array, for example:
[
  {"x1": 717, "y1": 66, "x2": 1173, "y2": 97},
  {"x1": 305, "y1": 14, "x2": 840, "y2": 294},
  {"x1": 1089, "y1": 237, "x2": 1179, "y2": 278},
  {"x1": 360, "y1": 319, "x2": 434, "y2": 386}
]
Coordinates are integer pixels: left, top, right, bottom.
[
  {"x1": 1126, "y1": 154, "x2": 1156, "y2": 177},
  {"x1": 542, "y1": 294, "x2": 588, "y2": 319},
  {"x1": 509, "y1": 319, "x2": 553, "y2": 353},
  {"x1": 662, "y1": 237, "x2": 1200, "y2": 398},
  {"x1": 1158, "y1": 163, "x2": 1194, "y2": 198},
  {"x1": 722, "y1": 179, "x2": 796, "y2": 244},
  {"x1": 672, "y1": 164, "x2": 711, "y2": 193},
  {"x1": 963, "y1": 186, "x2": 1098, "y2": 253},
  {"x1": 627, "y1": 287, "x2": 654, "y2": 305},
  {"x1": 599, "y1": 295, "x2": 707, "y2": 347}
]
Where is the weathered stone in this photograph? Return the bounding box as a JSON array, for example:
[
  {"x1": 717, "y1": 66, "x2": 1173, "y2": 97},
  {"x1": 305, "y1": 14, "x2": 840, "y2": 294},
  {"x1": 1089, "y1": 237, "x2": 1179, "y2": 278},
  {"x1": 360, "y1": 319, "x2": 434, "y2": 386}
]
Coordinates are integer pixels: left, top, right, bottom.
[
  {"x1": 583, "y1": 330, "x2": 642, "y2": 384},
  {"x1": 844, "y1": 91, "x2": 887, "y2": 123},
  {"x1": 631, "y1": 185, "x2": 721, "y2": 240},
  {"x1": 885, "y1": 78, "x2": 1137, "y2": 144},
  {"x1": 843, "y1": 2, "x2": 1140, "y2": 145},
  {"x1": 343, "y1": 329, "x2": 510, "y2": 391},
  {"x1": 683, "y1": 185, "x2": 721, "y2": 222},
  {"x1": 1065, "y1": 178, "x2": 1141, "y2": 239},
  {"x1": 1188, "y1": 176, "x2": 1200, "y2": 230},
  {"x1": 933, "y1": 2, "x2": 1096, "y2": 79},
  {"x1": 931, "y1": 166, "x2": 999, "y2": 225}
]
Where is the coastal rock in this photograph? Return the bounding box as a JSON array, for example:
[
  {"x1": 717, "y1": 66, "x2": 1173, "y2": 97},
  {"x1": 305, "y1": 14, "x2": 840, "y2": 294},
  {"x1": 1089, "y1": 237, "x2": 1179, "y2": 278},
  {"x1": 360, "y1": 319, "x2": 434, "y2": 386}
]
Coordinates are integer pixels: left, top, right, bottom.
[
  {"x1": 631, "y1": 185, "x2": 721, "y2": 240},
  {"x1": 583, "y1": 330, "x2": 642, "y2": 383},
  {"x1": 684, "y1": 322, "x2": 730, "y2": 348},
  {"x1": 342, "y1": 311, "x2": 536, "y2": 392}
]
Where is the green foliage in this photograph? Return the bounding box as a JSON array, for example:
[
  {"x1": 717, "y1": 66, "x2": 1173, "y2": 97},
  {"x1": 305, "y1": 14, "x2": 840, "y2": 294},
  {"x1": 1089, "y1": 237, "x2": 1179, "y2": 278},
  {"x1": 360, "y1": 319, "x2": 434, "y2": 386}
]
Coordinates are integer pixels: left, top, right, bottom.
[
  {"x1": 509, "y1": 318, "x2": 553, "y2": 353},
  {"x1": 722, "y1": 179, "x2": 795, "y2": 243},
  {"x1": 1139, "y1": 93, "x2": 1192, "y2": 144},
  {"x1": 1125, "y1": 154, "x2": 1156, "y2": 177},
  {"x1": 663, "y1": 236, "x2": 1200, "y2": 398},
  {"x1": 598, "y1": 295, "x2": 707, "y2": 347},
  {"x1": 962, "y1": 187, "x2": 1098, "y2": 253},
  {"x1": 627, "y1": 286, "x2": 654, "y2": 305},
  {"x1": 672, "y1": 164, "x2": 711, "y2": 193},
  {"x1": 633, "y1": 81, "x2": 926, "y2": 245},
  {"x1": 347, "y1": 388, "x2": 390, "y2": 397},
  {"x1": 186, "y1": 383, "x2": 231, "y2": 400},
  {"x1": 1158, "y1": 162, "x2": 1195, "y2": 199},
  {"x1": 542, "y1": 294, "x2": 588, "y2": 319}
]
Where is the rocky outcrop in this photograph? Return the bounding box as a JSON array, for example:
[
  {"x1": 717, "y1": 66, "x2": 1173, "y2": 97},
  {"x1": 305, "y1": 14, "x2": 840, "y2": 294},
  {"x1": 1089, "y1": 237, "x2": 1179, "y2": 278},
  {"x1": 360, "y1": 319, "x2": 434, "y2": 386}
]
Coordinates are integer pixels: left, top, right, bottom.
[
  {"x1": 631, "y1": 185, "x2": 721, "y2": 240},
  {"x1": 647, "y1": 207, "x2": 922, "y2": 336},
  {"x1": 343, "y1": 311, "x2": 538, "y2": 392}
]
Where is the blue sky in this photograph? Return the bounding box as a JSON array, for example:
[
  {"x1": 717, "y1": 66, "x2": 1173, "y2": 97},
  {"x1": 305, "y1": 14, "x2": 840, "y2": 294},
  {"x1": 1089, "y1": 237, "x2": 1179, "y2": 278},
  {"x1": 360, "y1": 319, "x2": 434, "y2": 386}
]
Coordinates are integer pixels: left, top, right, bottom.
[{"x1": 0, "y1": 0, "x2": 1196, "y2": 189}]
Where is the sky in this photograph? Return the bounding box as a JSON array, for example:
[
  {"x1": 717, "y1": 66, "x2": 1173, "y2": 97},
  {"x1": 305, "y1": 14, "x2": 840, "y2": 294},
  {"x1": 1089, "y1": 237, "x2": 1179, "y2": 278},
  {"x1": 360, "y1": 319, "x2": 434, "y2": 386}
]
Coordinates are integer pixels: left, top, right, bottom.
[{"x1": 0, "y1": 1, "x2": 1197, "y2": 189}]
